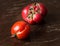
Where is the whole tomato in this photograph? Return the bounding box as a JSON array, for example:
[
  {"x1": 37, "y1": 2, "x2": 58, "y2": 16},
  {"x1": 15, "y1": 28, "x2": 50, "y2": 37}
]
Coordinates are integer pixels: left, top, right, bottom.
[
  {"x1": 22, "y1": 2, "x2": 47, "y2": 24},
  {"x1": 11, "y1": 21, "x2": 30, "y2": 39}
]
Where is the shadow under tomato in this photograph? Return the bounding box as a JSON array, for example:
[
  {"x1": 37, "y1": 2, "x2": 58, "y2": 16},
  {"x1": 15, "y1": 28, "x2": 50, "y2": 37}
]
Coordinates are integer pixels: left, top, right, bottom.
[{"x1": 29, "y1": 19, "x2": 47, "y2": 40}]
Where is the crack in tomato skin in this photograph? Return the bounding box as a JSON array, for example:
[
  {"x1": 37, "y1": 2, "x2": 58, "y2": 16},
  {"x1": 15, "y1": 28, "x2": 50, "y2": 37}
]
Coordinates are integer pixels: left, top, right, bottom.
[
  {"x1": 16, "y1": 25, "x2": 30, "y2": 39},
  {"x1": 27, "y1": 3, "x2": 42, "y2": 23},
  {"x1": 11, "y1": 21, "x2": 30, "y2": 39}
]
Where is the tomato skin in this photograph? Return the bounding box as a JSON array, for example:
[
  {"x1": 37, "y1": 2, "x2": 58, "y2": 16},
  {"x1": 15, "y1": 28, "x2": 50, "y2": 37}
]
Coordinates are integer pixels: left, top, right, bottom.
[
  {"x1": 39, "y1": 3, "x2": 47, "y2": 17},
  {"x1": 16, "y1": 25, "x2": 30, "y2": 39},
  {"x1": 33, "y1": 13, "x2": 42, "y2": 23},
  {"x1": 22, "y1": 4, "x2": 32, "y2": 20},
  {"x1": 21, "y1": 2, "x2": 47, "y2": 24},
  {"x1": 11, "y1": 21, "x2": 30, "y2": 39}
]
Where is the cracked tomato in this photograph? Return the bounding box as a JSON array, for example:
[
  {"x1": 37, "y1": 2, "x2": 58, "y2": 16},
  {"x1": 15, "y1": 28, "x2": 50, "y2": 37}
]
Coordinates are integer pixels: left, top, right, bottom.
[
  {"x1": 21, "y1": 2, "x2": 47, "y2": 24},
  {"x1": 11, "y1": 21, "x2": 30, "y2": 39}
]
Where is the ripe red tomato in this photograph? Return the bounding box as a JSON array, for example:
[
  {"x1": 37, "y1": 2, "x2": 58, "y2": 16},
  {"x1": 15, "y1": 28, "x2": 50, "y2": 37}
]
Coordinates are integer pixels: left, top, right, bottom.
[
  {"x1": 22, "y1": 2, "x2": 47, "y2": 24},
  {"x1": 11, "y1": 21, "x2": 30, "y2": 39}
]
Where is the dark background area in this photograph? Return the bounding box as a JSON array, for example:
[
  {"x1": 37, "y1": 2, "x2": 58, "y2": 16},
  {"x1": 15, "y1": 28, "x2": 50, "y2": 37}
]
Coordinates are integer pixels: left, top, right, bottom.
[{"x1": 0, "y1": 0, "x2": 60, "y2": 46}]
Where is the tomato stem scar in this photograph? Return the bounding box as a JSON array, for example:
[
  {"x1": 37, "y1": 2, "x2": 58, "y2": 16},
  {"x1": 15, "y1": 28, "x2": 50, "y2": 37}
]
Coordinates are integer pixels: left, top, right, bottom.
[{"x1": 11, "y1": 34, "x2": 16, "y2": 38}]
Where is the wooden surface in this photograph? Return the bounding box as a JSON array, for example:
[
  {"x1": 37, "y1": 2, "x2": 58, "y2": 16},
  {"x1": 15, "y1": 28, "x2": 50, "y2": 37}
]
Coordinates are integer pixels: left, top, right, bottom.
[{"x1": 0, "y1": 0, "x2": 60, "y2": 46}]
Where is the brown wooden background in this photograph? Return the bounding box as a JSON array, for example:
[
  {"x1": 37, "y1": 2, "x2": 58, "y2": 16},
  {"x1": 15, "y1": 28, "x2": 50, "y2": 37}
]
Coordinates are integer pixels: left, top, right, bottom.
[{"x1": 0, "y1": 0, "x2": 60, "y2": 46}]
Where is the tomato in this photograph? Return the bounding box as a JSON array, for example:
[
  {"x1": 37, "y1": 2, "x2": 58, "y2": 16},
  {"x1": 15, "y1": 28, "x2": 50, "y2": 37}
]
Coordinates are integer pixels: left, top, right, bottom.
[
  {"x1": 22, "y1": 2, "x2": 47, "y2": 24},
  {"x1": 11, "y1": 21, "x2": 30, "y2": 39}
]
